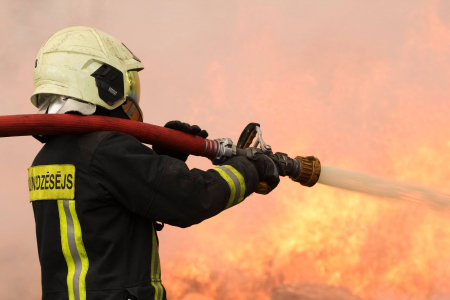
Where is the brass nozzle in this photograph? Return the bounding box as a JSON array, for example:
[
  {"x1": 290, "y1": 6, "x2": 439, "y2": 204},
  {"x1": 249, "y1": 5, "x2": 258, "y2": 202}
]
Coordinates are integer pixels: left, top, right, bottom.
[{"x1": 290, "y1": 156, "x2": 321, "y2": 187}]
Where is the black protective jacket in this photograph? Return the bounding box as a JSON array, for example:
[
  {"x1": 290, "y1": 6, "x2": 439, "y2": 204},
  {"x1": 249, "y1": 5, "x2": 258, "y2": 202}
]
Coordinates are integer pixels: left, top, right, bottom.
[{"x1": 29, "y1": 131, "x2": 259, "y2": 300}]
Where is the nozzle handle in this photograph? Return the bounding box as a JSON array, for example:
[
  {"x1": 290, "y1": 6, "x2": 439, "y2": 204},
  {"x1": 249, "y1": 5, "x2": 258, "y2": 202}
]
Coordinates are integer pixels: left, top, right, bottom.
[
  {"x1": 237, "y1": 122, "x2": 260, "y2": 149},
  {"x1": 237, "y1": 123, "x2": 272, "y2": 194}
]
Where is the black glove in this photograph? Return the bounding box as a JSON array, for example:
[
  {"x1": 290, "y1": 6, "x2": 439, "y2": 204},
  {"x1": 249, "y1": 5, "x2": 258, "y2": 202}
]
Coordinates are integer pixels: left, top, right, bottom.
[
  {"x1": 153, "y1": 120, "x2": 208, "y2": 162},
  {"x1": 246, "y1": 148, "x2": 281, "y2": 193}
]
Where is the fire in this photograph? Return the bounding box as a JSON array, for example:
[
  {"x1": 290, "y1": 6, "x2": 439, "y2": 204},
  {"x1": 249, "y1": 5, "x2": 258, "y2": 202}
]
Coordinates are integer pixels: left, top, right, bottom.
[
  {"x1": 160, "y1": 2, "x2": 450, "y2": 299},
  {"x1": 162, "y1": 181, "x2": 450, "y2": 300}
]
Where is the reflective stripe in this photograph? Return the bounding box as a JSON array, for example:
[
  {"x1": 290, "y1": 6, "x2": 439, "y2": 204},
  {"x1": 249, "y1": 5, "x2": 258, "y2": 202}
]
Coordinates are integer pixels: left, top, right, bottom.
[
  {"x1": 58, "y1": 200, "x2": 75, "y2": 300},
  {"x1": 151, "y1": 225, "x2": 163, "y2": 300},
  {"x1": 221, "y1": 165, "x2": 246, "y2": 204},
  {"x1": 58, "y1": 200, "x2": 89, "y2": 300},
  {"x1": 212, "y1": 165, "x2": 246, "y2": 209},
  {"x1": 69, "y1": 201, "x2": 89, "y2": 300}
]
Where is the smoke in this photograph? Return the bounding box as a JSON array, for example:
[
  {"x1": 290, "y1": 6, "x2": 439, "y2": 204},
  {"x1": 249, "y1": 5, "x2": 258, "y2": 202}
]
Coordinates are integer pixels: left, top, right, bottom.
[{"x1": 1, "y1": 0, "x2": 450, "y2": 299}]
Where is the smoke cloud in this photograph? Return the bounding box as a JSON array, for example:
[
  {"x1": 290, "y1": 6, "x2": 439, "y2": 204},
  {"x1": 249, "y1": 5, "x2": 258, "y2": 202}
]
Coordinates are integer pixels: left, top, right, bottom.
[{"x1": 0, "y1": 1, "x2": 449, "y2": 299}]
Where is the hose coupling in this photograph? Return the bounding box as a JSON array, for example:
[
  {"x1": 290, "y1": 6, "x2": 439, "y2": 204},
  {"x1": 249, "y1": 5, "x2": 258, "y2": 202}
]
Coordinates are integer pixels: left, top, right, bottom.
[{"x1": 210, "y1": 138, "x2": 236, "y2": 165}]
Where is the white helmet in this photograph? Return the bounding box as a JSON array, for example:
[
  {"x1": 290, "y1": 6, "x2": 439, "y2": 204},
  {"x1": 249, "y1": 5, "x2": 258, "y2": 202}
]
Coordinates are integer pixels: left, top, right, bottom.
[{"x1": 31, "y1": 26, "x2": 144, "y2": 121}]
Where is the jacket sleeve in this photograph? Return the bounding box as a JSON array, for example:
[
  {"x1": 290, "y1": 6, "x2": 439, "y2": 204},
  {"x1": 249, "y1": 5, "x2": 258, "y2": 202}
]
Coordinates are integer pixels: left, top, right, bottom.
[{"x1": 89, "y1": 132, "x2": 260, "y2": 227}]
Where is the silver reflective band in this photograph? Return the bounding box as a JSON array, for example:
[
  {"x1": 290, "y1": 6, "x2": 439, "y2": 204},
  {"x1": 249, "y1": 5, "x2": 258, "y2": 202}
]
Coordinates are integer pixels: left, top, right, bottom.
[
  {"x1": 63, "y1": 200, "x2": 83, "y2": 300},
  {"x1": 58, "y1": 200, "x2": 89, "y2": 300},
  {"x1": 216, "y1": 166, "x2": 242, "y2": 207}
]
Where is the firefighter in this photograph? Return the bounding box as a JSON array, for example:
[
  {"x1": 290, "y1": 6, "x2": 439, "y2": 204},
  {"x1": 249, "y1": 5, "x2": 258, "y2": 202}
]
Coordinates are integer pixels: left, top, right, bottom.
[{"x1": 29, "y1": 26, "x2": 280, "y2": 300}]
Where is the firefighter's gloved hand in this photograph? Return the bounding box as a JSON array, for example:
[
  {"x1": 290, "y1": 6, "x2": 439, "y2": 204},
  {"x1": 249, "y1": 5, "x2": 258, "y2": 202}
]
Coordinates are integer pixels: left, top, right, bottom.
[
  {"x1": 246, "y1": 148, "x2": 281, "y2": 193},
  {"x1": 153, "y1": 120, "x2": 208, "y2": 162}
]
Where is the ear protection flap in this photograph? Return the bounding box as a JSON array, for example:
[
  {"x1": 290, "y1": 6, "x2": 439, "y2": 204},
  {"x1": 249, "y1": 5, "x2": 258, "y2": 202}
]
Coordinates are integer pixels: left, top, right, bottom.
[{"x1": 91, "y1": 64, "x2": 124, "y2": 105}]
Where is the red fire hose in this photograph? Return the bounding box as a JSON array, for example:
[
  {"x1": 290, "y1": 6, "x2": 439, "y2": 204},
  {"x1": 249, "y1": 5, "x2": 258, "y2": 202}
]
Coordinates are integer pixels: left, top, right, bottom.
[
  {"x1": 0, "y1": 114, "x2": 322, "y2": 188},
  {"x1": 0, "y1": 114, "x2": 219, "y2": 158}
]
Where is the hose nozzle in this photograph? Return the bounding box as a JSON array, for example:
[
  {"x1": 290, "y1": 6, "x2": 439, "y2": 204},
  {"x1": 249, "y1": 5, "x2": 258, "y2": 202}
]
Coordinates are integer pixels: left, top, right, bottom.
[
  {"x1": 234, "y1": 122, "x2": 321, "y2": 189},
  {"x1": 290, "y1": 156, "x2": 321, "y2": 187}
]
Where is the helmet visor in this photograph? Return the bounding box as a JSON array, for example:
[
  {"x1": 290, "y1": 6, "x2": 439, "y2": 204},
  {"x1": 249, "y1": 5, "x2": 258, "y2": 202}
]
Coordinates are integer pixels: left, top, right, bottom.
[{"x1": 123, "y1": 70, "x2": 143, "y2": 122}]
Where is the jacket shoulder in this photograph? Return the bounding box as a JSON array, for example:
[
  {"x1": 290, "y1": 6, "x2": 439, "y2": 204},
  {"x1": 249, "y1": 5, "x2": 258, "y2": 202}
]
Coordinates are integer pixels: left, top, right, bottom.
[
  {"x1": 78, "y1": 131, "x2": 153, "y2": 167},
  {"x1": 77, "y1": 131, "x2": 114, "y2": 167}
]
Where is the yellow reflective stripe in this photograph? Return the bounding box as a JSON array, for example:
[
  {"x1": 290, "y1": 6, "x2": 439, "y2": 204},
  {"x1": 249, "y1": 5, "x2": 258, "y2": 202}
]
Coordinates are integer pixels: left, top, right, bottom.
[
  {"x1": 58, "y1": 200, "x2": 76, "y2": 300},
  {"x1": 150, "y1": 281, "x2": 158, "y2": 300},
  {"x1": 212, "y1": 167, "x2": 236, "y2": 209},
  {"x1": 58, "y1": 200, "x2": 89, "y2": 300},
  {"x1": 155, "y1": 265, "x2": 163, "y2": 300},
  {"x1": 221, "y1": 165, "x2": 246, "y2": 204},
  {"x1": 69, "y1": 201, "x2": 89, "y2": 300},
  {"x1": 151, "y1": 226, "x2": 163, "y2": 300}
]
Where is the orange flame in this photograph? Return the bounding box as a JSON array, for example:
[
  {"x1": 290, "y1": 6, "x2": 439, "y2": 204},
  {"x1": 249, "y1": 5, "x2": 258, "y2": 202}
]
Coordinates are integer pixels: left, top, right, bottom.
[{"x1": 159, "y1": 2, "x2": 450, "y2": 299}]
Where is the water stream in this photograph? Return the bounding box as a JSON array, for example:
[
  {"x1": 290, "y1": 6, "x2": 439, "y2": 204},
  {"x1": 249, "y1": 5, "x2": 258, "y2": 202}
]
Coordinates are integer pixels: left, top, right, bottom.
[{"x1": 318, "y1": 165, "x2": 450, "y2": 208}]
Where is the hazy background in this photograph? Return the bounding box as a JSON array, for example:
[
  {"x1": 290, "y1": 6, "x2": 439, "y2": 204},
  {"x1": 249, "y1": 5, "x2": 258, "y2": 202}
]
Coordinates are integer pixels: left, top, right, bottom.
[{"x1": 1, "y1": 1, "x2": 450, "y2": 299}]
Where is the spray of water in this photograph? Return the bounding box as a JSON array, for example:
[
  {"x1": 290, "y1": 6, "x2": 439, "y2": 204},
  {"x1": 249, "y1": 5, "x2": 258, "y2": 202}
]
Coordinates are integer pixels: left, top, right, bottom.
[{"x1": 318, "y1": 165, "x2": 450, "y2": 208}]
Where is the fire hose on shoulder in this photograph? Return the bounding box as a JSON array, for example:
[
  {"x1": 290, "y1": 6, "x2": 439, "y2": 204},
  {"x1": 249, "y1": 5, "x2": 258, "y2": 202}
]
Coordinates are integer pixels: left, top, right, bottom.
[{"x1": 0, "y1": 114, "x2": 321, "y2": 194}]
